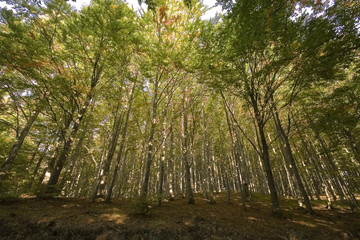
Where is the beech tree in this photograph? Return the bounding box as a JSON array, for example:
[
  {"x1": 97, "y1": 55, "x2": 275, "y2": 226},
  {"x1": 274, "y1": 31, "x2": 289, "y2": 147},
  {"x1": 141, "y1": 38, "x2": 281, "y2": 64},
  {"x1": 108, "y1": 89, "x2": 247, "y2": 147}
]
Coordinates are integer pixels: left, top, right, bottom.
[
  {"x1": 199, "y1": 0, "x2": 359, "y2": 213},
  {"x1": 0, "y1": 0, "x2": 359, "y2": 216}
]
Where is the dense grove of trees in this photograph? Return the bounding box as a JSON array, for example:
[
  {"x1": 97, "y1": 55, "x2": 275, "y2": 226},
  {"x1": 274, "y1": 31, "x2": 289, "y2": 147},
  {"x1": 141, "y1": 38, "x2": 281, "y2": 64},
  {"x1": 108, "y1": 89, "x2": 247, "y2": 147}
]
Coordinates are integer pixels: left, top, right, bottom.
[{"x1": 0, "y1": 0, "x2": 359, "y2": 215}]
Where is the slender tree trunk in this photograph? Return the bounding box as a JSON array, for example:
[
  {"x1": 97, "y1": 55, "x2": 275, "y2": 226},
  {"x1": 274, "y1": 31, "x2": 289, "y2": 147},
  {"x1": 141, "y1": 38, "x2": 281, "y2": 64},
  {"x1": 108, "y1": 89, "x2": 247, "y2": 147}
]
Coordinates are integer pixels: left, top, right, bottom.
[
  {"x1": 323, "y1": 183, "x2": 333, "y2": 209},
  {"x1": 278, "y1": 143, "x2": 296, "y2": 196},
  {"x1": 222, "y1": 163, "x2": 231, "y2": 204},
  {"x1": 183, "y1": 92, "x2": 194, "y2": 204},
  {"x1": 316, "y1": 134, "x2": 359, "y2": 210},
  {"x1": 167, "y1": 124, "x2": 175, "y2": 200},
  {"x1": 46, "y1": 109, "x2": 87, "y2": 191},
  {"x1": 158, "y1": 158, "x2": 165, "y2": 205},
  {"x1": 158, "y1": 106, "x2": 167, "y2": 205},
  {"x1": 28, "y1": 143, "x2": 50, "y2": 188},
  {"x1": 38, "y1": 139, "x2": 61, "y2": 185},
  {"x1": 140, "y1": 81, "x2": 158, "y2": 199},
  {"x1": 32, "y1": 153, "x2": 45, "y2": 179},
  {"x1": 184, "y1": 160, "x2": 194, "y2": 204},
  {"x1": 106, "y1": 85, "x2": 135, "y2": 203},
  {"x1": 27, "y1": 140, "x2": 42, "y2": 172},
  {"x1": 257, "y1": 120, "x2": 280, "y2": 214},
  {"x1": 222, "y1": 99, "x2": 246, "y2": 209},
  {"x1": 0, "y1": 106, "x2": 41, "y2": 183},
  {"x1": 272, "y1": 105, "x2": 314, "y2": 213},
  {"x1": 235, "y1": 130, "x2": 251, "y2": 192},
  {"x1": 46, "y1": 65, "x2": 102, "y2": 193},
  {"x1": 342, "y1": 128, "x2": 360, "y2": 164},
  {"x1": 92, "y1": 109, "x2": 123, "y2": 201},
  {"x1": 293, "y1": 117, "x2": 328, "y2": 201},
  {"x1": 206, "y1": 154, "x2": 215, "y2": 204},
  {"x1": 91, "y1": 135, "x2": 108, "y2": 198},
  {"x1": 202, "y1": 105, "x2": 215, "y2": 204},
  {"x1": 60, "y1": 120, "x2": 89, "y2": 191}
]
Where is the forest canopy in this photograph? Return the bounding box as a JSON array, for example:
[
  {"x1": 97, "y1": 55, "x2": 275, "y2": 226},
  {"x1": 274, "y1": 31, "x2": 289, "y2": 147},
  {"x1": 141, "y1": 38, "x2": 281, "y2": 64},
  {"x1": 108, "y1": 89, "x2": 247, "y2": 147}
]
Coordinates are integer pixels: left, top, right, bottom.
[{"x1": 0, "y1": 0, "x2": 359, "y2": 216}]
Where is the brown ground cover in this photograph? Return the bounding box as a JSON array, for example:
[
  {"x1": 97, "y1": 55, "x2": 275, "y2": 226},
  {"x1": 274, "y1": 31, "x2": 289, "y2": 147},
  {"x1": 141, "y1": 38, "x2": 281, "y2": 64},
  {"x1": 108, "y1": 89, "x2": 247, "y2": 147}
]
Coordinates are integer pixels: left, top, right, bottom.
[{"x1": 0, "y1": 192, "x2": 359, "y2": 240}]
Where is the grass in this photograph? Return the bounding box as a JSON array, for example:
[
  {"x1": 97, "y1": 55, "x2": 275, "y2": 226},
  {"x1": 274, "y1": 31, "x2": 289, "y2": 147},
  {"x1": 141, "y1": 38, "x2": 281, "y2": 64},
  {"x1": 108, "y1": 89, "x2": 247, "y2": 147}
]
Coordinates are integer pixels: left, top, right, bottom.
[{"x1": 0, "y1": 192, "x2": 359, "y2": 239}]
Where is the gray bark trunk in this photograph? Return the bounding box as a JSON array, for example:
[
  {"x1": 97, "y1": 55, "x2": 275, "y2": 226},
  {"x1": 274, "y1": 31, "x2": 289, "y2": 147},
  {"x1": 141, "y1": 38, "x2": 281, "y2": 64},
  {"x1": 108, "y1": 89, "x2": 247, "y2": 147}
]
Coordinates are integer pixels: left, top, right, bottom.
[
  {"x1": 92, "y1": 109, "x2": 123, "y2": 201},
  {"x1": 158, "y1": 104, "x2": 167, "y2": 205},
  {"x1": 46, "y1": 64, "x2": 102, "y2": 193},
  {"x1": 106, "y1": 84, "x2": 135, "y2": 202},
  {"x1": 140, "y1": 81, "x2": 158, "y2": 199},
  {"x1": 0, "y1": 106, "x2": 41, "y2": 183},
  {"x1": 272, "y1": 105, "x2": 313, "y2": 214},
  {"x1": 183, "y1": 93, "x2": 194, "y2": 204},
  {"x1": 316, "y1": 134, "x2": 359, "y2": 210},
  {"x1": 167, "y1": 124, "x2": 175, "y2": 200},
  {"x1": 257, "y1": 119, "x2": 280, "y2": 214}
]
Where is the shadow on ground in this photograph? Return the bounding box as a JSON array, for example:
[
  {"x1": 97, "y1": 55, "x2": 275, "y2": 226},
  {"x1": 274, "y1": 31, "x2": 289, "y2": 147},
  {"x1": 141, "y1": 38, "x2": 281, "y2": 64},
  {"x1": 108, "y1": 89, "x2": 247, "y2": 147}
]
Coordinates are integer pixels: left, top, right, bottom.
[{"x1": 0, "y1": 192, "x2": 359, "y2": 240}]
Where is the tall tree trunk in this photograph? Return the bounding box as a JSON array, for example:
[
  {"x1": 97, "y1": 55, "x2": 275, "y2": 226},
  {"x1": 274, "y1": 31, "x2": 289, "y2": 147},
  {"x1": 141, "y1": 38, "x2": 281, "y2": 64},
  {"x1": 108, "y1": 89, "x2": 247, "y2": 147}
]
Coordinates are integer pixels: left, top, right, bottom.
[
  {"x1": 90, "y1": 134, "x2": 108, "y2": 197},
  {"x1": 203, "y1": 105, "x2": 215, "y2": 204},
  {"x1": 272, "y1": 104, "x2": 314, "y2": 214},
  {"x1": 0, "y1": 105, "x2": 41, "y2": 183},
  {"x1": 222, "y1": 99, "x2": 246, "y2": 209},
  {"x1": 158, "y1": 157, "x2": 165, "y2": 205},
  {"x1": 277, "y1": 142, "x2": 296, "y2": 196},
  {"x1": 293, "y1": 117, "x2": 329, "y2": 201},
  {"x1": 140, "y1": 81, "x2": 158, "y2": 199},
  {"x1": 32, "y1": 152, "x2": 46, "y2": 179},
  {"x1": 158, "y1": 105, "x2": 167, "y2": 205},
  {"x1": 38, "y1": 139, "x2": 62, "y2": 185},
  {"x1": 46, "y1": 134, "x2": 74, "y2": 188},
  {"x1": 316, "y1": 133, "x2": 359, "y2": 210},
  {"x1": 106, "y1": 84, "x2": 135, "y2": 203},
  {"x1": 92, "y1": 108, "x2": 123, "y2": 201},
  {"x1": 221, "y1": 162, "x2": 231, "y2": 204},
  {"x1": 256, "y1": 117, "x2": 280, "y2": 214},
  {"x1": 167, "y1": 124, "x2": 175, "y2": 200},
  {"x1": 184, "y1": 160, "x2": 194, "y2": 204},
  {"x1": 60, "y1": 119, "x2": 89, "y2": 192},
  {"x1": 342, "y1": 128, "x2": 360, "y2": 164},
  {"x1": 45, "y1": 65, "x2": 102, "y2": 193},
  {"x1": 206, "y1": 150, "x2": 215, "y2": 204},
  {"x1": 27, "y1": 140, "x2": 42, "y2": 172},
  {"x1": 183, "y1": 92, "x2": 194, "y2": 204},
  {"x1": 28, "y1": 142, "x2": 50, "y2": 188}
]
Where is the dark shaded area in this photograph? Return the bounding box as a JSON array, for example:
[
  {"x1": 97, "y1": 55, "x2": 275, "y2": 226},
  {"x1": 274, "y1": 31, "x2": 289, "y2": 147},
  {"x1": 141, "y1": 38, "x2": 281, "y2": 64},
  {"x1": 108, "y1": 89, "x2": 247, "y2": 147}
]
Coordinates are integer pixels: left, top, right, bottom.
[{"x1": 0, "y1": 193, "x2": 359, "y2": 240}]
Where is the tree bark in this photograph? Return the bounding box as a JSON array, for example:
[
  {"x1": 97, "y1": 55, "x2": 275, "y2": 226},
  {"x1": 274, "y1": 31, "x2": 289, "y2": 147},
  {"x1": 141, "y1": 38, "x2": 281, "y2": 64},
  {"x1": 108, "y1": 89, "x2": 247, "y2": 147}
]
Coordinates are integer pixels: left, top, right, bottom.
[
  {"x1": 158, "y1": 105, "x2": 167, "y2": 205},
  {"x1": 140, "y1": 81, "x2": 158, "y2": 199},
  {"x1": 105, "y1": 84, "x2": 135, "y2": 203},
  {"x1": 203, "y1": 106, "x2": 215, "y2": 204},
  {"x1": 167, "y1": 124, "x2": 175, "y2": 200},
  {"x1": 92, "y1": 108, "x2": 123, "y2": 201},
  {"x1": 46, "y1": 65, "x2": 102, "y2": 193},
  {"x1": 0, "y1": 106, "x2": 41, "y2": 183},
  {"x1": 272, "y1": 104, "x2": 314, "y2": 214},
  {"x1": 256, "y1": 117, "x2": 280, "y2": 214},
  {"x1": 222, "y1": 99, "x2": 246, "y2": 209},
  {"x1": 183, "y1": 91, "x2": 194, "y2": 204},
  {"x1": 316, "y1": 133, "x2": 359, "y2": 210}
]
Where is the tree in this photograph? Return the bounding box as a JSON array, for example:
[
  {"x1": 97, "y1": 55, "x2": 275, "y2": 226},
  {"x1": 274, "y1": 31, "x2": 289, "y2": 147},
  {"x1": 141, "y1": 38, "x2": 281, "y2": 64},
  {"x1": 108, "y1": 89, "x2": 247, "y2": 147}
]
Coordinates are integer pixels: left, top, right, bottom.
[
  {"x1": 138, "y1": 0, "x2": 204, "y2": 201},
  {"x1": 43, "y1": 0, "x2": 137, "y2": 193},
  {"x1": 0, "y1": 1, "x2": 71, "y2": 187},
  {"x1": 199, "y1": 0, "x2": 360, "y2": 214},
  {"x1": 0, "y1": 0, "x2": 359, "y2": 216}
]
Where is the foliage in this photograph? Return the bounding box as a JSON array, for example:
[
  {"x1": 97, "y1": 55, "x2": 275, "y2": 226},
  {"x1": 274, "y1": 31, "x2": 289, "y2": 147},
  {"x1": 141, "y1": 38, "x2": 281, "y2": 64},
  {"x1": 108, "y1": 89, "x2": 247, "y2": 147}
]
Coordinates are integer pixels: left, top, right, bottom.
[{"x1": 0, "y1": 0, "x2": 359, "y2": 214}]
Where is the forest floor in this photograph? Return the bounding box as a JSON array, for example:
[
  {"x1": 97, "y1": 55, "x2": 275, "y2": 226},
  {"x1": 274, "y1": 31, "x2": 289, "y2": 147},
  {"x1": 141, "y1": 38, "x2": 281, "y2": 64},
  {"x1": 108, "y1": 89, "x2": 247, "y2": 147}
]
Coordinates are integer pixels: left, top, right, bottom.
[{"x1": 0, "y1": 192, "x2": 359, "y2": 240}]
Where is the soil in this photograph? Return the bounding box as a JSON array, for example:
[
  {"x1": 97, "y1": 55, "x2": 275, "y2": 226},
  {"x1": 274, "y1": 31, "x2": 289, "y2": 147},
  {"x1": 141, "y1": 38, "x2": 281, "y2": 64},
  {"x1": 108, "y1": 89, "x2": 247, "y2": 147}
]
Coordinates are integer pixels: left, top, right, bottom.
[{"x1": 0, "y1": 192, "x2": 359, "y2": 240}]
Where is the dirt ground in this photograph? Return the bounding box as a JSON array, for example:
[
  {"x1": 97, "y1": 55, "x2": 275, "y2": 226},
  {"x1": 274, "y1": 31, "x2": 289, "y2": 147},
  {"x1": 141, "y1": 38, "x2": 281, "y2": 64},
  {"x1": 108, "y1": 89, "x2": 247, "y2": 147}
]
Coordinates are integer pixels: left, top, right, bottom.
[{"x1": 0, "y1": 192, "x2": 359, "y2": 240}]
